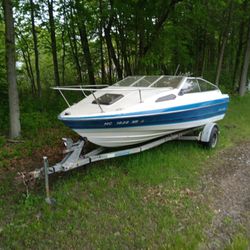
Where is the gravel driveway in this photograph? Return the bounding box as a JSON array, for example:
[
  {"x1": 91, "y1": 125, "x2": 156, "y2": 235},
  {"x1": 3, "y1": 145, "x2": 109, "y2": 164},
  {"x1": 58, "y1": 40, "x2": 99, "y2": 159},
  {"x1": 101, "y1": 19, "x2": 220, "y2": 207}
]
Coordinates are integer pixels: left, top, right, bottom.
[{"x1": 201, "y1": 142, "x2": 250, "y2": 249}]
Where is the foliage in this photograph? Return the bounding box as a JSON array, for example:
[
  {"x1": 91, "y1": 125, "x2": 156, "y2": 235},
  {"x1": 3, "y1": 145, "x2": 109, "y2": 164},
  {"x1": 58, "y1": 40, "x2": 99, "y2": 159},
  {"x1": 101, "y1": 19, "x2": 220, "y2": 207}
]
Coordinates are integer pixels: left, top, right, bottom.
[{"x1": 9, "y1": 0, "x2": 250, "y2": 90}]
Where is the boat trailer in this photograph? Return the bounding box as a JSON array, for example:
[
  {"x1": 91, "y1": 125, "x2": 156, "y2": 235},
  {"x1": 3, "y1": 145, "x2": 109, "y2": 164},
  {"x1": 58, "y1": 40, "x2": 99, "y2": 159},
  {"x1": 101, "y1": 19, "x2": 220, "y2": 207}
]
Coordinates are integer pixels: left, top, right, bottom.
[{"x1": 18, "y1": 123, "x2": 219, "y2": 204}]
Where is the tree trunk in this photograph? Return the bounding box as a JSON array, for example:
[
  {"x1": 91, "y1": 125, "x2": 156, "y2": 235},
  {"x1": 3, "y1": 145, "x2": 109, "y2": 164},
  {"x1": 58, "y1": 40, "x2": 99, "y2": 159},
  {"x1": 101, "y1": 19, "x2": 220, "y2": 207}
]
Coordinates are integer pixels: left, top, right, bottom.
[
  {"x1": 18, "y1": 33, "x2": 36, "y2": 94},
  {"x1": 78, "y1": 21, "x2": 96, "y2": 85},
  {"x1": 215, "y1": 0, "x2": 233, "y2": 85},
  {"x1": 48, "y1": 0, "x2": 60, "y2": 86},
  {"x1": 104, "y1": 27, "x2": 123, "y2": 80},
  {"x1": 68, "y1": 27, "x2": 83, "y2": 83},
  {"x1": 30, "y1": 0, "x2": 41, "y2": 97},
  {"x1": 233, "y1": 22, "x2": 244, "y2": 89},
  {"x1": 75, "y1": 0, "x2": 96, "y2": 85},
  {"x1": 26, "y1": 49, "x2": 36, "y2": 94},
  {"x1": 61, "y1": 0, "x2": 67, "y2": 86},
  {"x1": 61, "y1": 26, "x2": 66, "y2": 86},
  {"x1": 239, "y1": 21, "x2": 250, "y2": 96},
  {"x1": 233, "y1": 0, "x2": 248, "y2": 88},
  {"x1": 116, "y1": 18, "x2": 132, "y2": 76},
  {"x1": 99, "y1": 0, "x2": 106, "y2": 84},
  {"x1": 103, "y1": 0, "x2": 122, "y2": 80},
  {"x1": 197, "y1": 29, "x2": 207, "y2": 76},
  {"x1": 3, "y1": 0, "x2": 21, "y2": 138},
  {"x1": 107, "y1": 45, "x2": 113, "y2": 84},
  {"x1": 215, "y1": 38, "x2": 227, "y2": 85},
  {"x1": 114, "y1": 30, "x2": 122, "y2": 74},
  {"x1": 135, "y1": 0, "x2": 145, "y2": 73},
  {"x1": 67, "y1": 3, "x2": 83, "y2": 83},
  {"x1": 138, "y1": 2, "x2": 145, "y2": 58},
  {"x1": 21, "y1": 48, "x2": 36, "y2": 94}
]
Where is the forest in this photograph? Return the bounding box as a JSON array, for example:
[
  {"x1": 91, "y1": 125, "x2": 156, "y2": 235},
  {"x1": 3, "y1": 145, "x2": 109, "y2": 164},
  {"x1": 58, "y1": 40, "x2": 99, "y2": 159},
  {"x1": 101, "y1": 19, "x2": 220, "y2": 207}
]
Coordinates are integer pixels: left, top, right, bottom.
[{"x1": 1, "y1": 0, "x2": 250, "y2": 138}]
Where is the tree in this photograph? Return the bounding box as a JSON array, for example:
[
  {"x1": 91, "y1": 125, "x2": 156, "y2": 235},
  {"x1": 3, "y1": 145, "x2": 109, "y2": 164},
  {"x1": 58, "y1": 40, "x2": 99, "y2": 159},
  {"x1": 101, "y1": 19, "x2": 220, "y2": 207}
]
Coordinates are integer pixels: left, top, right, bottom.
[
  {"x1": 18, "y1": 33, "x2": 36, "y2": 94},
  {"x1": 6, "y1": 0, "x2": 250, "y2": 97},
  {"x1": 75, "y1": 0, "x2": 96, "y2": 85},
  {"x1": 214, "y1": 0, "x2": 233, "y2": 85},
  {"x1": 30, "y1": 0, "x2": 41, "y2": 97},
  {"x1": 0, "y1": 23, "x2": 6, "y2": 87},
  {"x1": 3, "y1": 0, "x2": 21, "y2": 138},
  {"x1": 239, "y1": 20, "x2": 250, "y2": 96},
  {"x1": 104, "y1": 0, "x2": 123, "y2": 79},
  {"x1": 141, "y1": 0, "x2": 182, "y2": 57},
  {"x1": 48, "y1": 0, "x2": 60, "y2": 86},
  {"x1": 66, "y1": 0, "x2": 83, "y2": 83},
  {"x1": 99, "y1": 0, "x2": 106, "y2": 83}
]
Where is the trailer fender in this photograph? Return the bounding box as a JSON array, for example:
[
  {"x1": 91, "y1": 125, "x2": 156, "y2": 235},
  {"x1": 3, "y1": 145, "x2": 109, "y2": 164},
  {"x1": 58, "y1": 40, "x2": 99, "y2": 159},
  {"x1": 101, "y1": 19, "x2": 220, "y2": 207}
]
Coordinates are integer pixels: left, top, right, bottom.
[{"x1": 200, "y1": 123, "x2": 219, "y2": 143}]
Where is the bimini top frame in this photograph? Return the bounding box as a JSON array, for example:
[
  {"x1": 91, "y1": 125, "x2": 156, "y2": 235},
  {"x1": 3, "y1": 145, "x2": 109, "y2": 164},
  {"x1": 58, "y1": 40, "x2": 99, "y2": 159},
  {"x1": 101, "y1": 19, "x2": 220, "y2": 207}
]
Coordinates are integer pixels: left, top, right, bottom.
[
  {"x1": 52, "y1": 75, "x2": 186, "y2": 112},
  {"x1": 52, "y1": 75, "x2": 218, "y2": 113}
]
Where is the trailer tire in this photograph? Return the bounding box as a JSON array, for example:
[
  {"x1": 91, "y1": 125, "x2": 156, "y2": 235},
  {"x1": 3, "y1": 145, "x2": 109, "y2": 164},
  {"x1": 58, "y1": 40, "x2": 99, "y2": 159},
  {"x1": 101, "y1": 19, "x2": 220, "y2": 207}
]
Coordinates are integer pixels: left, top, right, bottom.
[{"x1": 203, "y1": 126, "x2": 219, "y2": 149}]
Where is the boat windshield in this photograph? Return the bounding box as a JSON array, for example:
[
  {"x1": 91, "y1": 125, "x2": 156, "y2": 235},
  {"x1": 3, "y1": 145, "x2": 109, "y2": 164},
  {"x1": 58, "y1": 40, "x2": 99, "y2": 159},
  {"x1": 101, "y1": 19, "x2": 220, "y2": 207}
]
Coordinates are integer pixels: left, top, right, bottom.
[
  {"x1": 132, "y1": 76, "x2": 160, "y2": 87},
  {"x1": 114, "y1": 76, "x2": 143, "y2": 86},
  {"x1": 114, "y1": 75, "x2": 184, "y2": 89},
  {"x1": 151, "y1": 76, "x2": 184, "y2": 89}
]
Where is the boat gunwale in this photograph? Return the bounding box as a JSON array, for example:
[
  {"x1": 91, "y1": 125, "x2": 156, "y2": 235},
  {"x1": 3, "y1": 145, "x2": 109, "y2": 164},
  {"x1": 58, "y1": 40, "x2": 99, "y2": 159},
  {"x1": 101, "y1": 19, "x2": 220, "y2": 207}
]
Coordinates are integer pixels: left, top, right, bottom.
[{"x1": 59, "y1": 97, "x2": 229, "y2": 121}]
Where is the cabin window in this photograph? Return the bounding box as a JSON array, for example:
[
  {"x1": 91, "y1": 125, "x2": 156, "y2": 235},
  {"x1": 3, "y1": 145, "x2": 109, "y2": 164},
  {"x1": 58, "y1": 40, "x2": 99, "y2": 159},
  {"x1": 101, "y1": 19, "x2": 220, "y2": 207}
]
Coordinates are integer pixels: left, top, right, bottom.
[
  {"x1": 197, "y1": 79, "x2": 218, "y2": 92},
  {"x1": 180, "y1": 79, "x2": 200, "y2": 94},
  {"x1": 156, "y1": 94, "x2": 176, "y2": 102},
  {"x1": 92, "y1": 93, "x2": 123, "y2": 105}
]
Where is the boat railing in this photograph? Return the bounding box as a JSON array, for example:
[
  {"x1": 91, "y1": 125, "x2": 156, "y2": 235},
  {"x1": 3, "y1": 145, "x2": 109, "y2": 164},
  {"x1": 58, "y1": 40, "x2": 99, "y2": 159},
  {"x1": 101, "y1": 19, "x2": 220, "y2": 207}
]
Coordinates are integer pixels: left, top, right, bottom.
[{"x1": 52, "y1": 85, "x2": 161, "y2": 112}]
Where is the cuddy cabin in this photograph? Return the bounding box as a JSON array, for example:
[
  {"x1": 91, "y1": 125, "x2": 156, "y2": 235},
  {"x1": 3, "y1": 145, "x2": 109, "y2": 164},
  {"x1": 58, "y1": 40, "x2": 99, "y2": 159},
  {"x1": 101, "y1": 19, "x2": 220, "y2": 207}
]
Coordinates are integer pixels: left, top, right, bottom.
[
  {"x1": 59, "y1": 76, "x2": 227, "y2": 118},
  {"x1": 57, "y1": 76, "x2": 229, "y2": 147}
]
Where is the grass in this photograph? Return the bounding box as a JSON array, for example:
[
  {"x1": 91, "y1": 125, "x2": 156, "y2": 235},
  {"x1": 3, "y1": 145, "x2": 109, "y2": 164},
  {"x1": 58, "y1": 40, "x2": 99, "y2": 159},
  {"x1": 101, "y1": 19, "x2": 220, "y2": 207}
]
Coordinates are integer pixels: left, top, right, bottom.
[
  {"x1": 225, "y1": 234, "x2": 250, "y2": 250},
  {"x1": 0, "y1": 93, "x2": 250, "y2": 249}
]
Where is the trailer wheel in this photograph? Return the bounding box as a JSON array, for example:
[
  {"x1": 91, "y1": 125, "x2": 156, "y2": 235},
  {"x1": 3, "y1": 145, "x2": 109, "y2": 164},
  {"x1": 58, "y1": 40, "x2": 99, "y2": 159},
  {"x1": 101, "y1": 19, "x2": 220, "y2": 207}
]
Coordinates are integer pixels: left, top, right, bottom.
[{"x1": 203, "y1": 126, "x2": 219, "y2": 149}]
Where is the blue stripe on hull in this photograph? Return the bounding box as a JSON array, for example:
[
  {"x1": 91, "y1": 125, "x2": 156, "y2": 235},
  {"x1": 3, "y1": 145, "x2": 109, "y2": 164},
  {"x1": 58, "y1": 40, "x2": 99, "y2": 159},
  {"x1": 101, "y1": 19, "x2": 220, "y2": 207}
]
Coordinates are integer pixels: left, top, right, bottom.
[
  {"x1": 61, "y1": 101, "x2": 228, "y2": 129},
  {"x1": 60, "y1": 97, "x2": 229, "y2": 120}
]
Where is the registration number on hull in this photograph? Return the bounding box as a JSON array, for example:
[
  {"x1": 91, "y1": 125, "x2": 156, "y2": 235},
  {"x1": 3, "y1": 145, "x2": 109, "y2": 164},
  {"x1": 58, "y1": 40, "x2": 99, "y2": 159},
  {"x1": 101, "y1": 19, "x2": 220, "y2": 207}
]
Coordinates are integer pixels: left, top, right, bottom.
[{"x1": 104, "y1": 119, "x2": 144, "y2": 127}]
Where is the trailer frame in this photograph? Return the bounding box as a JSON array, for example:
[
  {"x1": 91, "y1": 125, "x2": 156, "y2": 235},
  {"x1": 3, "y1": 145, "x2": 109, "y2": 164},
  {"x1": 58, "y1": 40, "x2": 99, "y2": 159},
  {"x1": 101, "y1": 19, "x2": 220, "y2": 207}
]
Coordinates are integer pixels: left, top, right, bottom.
[{"x1": 18, "y1": 123, "x2": 219, "y2": 204}]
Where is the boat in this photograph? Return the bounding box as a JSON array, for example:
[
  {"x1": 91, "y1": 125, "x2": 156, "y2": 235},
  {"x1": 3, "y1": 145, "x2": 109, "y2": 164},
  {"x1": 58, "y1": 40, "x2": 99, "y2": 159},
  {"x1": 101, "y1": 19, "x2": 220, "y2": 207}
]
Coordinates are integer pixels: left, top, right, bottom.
[{"x1": 54, "y1": 76, "x2": 229, "y2": 147}]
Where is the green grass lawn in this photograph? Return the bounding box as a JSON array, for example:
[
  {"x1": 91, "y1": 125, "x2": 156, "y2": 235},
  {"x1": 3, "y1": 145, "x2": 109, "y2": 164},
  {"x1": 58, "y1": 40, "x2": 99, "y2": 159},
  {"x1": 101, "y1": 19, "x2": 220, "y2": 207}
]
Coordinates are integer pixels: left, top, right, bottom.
[{"x1": 0, "y1": 94, "x2": 250, "y2": 249}]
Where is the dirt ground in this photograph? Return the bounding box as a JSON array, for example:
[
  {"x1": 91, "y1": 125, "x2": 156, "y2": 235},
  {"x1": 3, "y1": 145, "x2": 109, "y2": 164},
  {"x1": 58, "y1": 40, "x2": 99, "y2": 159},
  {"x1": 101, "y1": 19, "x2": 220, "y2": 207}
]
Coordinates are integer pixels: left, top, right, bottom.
[{"x1": 200, "y1": 141, "x2": 250, "y2": 249}]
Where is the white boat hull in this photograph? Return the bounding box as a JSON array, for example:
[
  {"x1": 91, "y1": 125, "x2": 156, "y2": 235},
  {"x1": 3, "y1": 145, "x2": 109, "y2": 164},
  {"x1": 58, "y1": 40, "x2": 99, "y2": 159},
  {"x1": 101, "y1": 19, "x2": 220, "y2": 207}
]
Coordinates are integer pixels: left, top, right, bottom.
[{"x1": 74, "y1": 114, "x2": 225, "y2": 147}]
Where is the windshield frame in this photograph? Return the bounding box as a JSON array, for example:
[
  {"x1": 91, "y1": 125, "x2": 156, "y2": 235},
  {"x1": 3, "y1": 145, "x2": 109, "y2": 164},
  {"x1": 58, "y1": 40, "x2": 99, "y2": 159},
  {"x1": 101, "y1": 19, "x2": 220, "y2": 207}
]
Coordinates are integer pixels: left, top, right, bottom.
[{"x1": 113, "y1": 75, "x2": 185, "y2": 89}]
